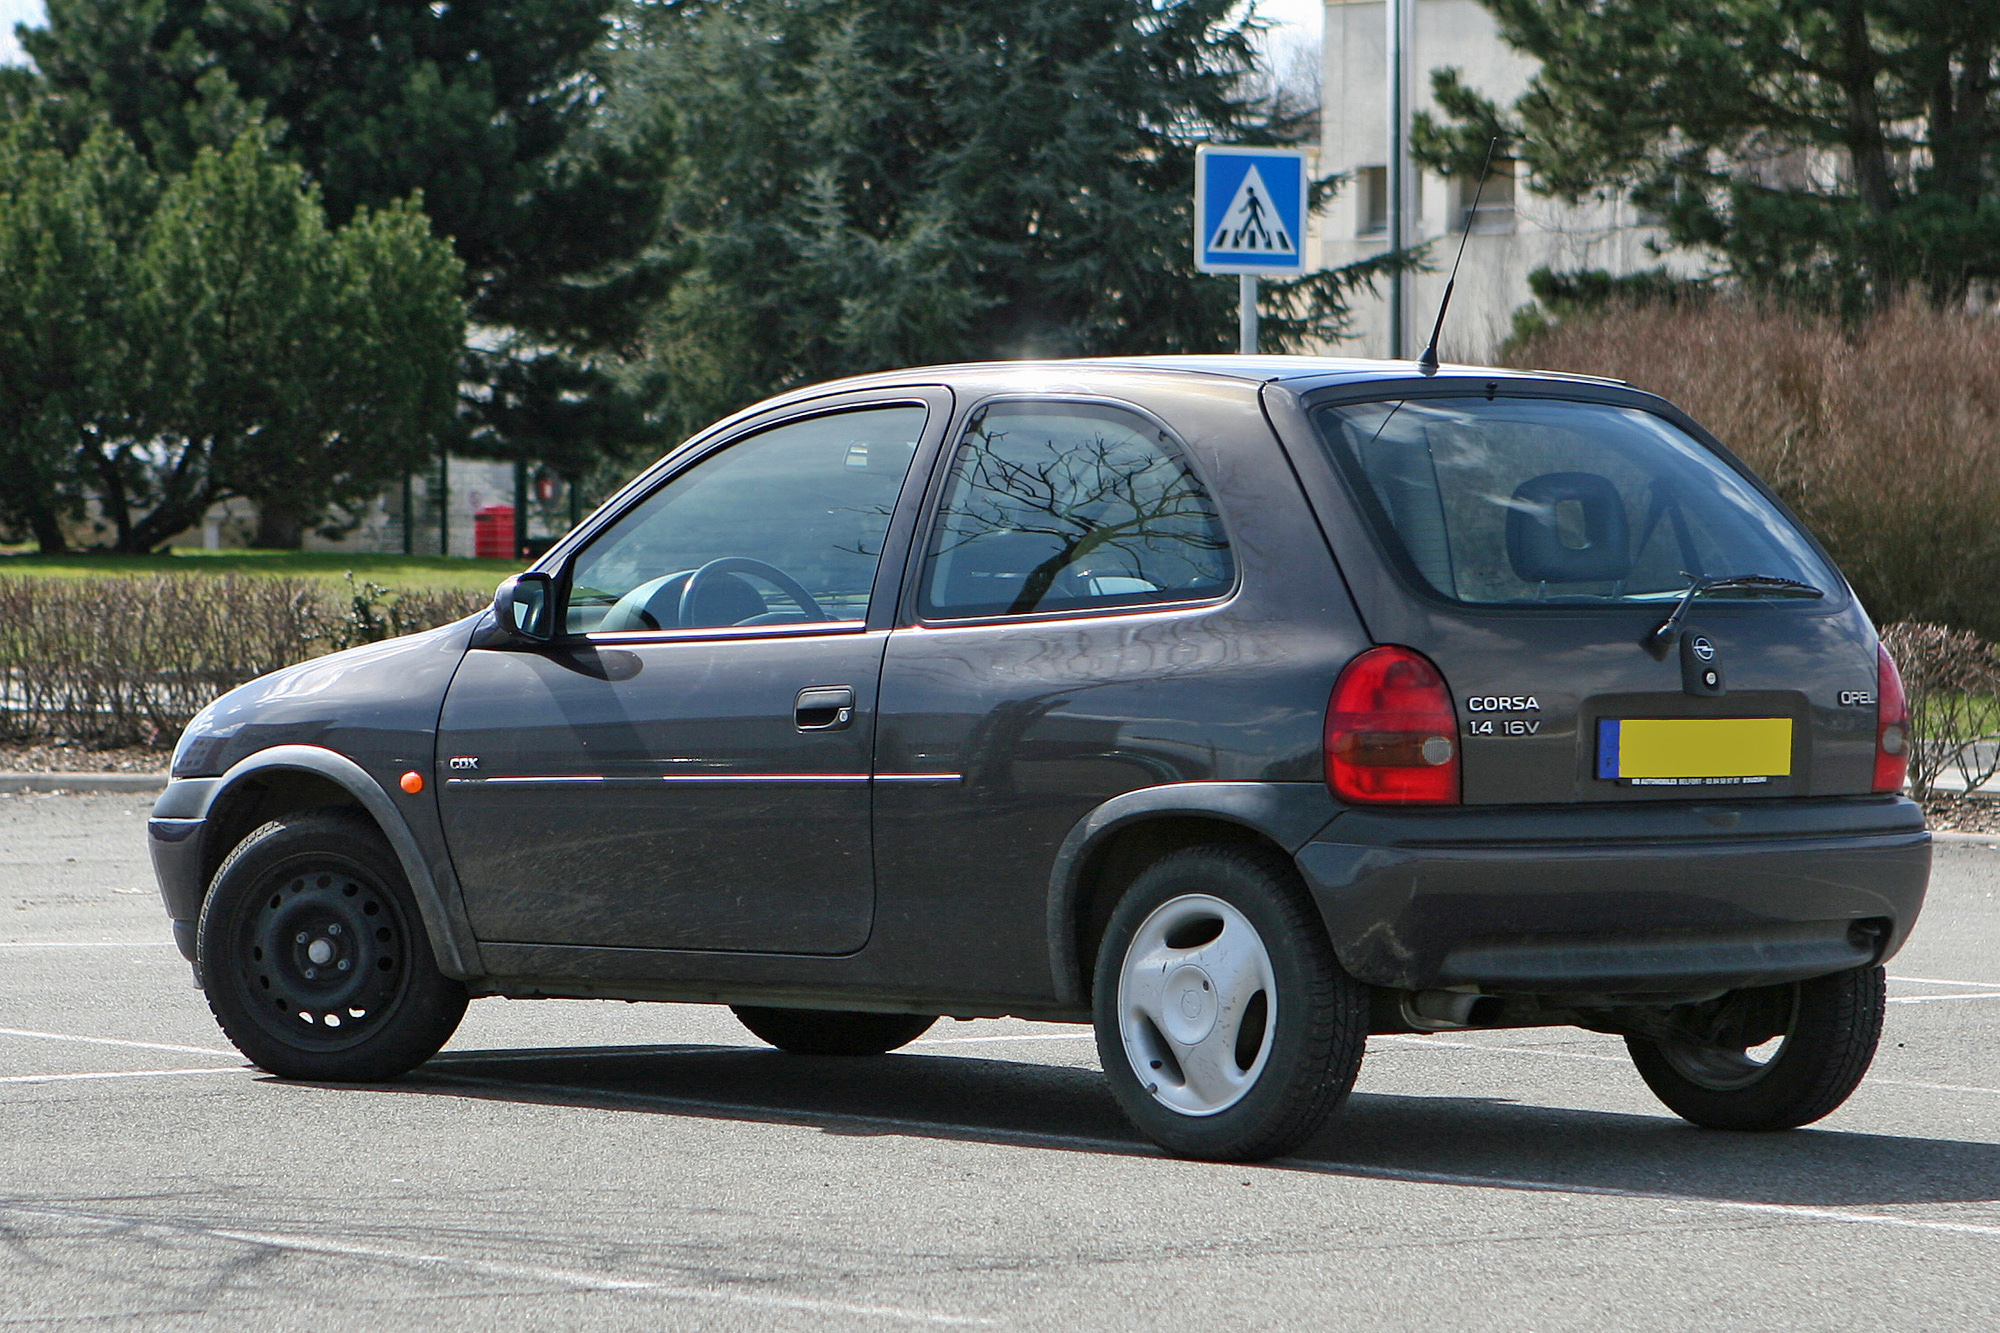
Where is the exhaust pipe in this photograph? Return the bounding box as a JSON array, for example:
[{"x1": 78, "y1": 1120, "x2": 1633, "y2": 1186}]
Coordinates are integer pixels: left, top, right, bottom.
[{"x1": 1399, "y1": 989, "x2": 1504, "y2": 1031}]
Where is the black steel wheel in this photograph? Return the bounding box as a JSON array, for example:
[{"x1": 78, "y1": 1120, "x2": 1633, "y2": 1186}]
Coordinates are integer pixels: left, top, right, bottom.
[
  {"x1": 1626, "y1": 965, "x2": 1886, "y2": 1130},
  {"x1": 197, "y1": 807, "x2": 467, "y2": 1081},
  {"x1": 1092, "y1": 845, "x2": 1368, "y2": 1162},
  {"x1": 731, "y1": 1006, "x2": 937, "y2": 1056}
]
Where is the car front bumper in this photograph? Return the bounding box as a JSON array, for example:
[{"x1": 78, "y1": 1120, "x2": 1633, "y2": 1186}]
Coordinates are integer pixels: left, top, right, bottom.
[
  {"x1": 1295, "y1": 794, "x2": 1930, "y2": 995},
  {"x1": 148, "y1": 777, "x2": 222, "y2": 962}
]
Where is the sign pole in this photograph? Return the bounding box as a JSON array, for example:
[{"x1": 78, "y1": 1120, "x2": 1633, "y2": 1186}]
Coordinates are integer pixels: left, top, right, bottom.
[
  {"x1": 1387, "y1": 0, "x2": 1409, "y2": 359},
  {"x1": 1239, "y1": 274, "x2": 1258, "y2": 355}
]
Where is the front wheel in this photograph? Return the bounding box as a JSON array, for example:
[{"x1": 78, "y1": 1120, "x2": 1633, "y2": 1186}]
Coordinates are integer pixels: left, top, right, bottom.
[
  {"x1": 1092, "y1": 846, "x2": 1368, "y2": 1162},
  {"x1": 1625, "y1": 965, "x2": 1886, "y2": 1130},
  {"x1": 196, "y1": 808, "x2": 468, "y2": 1082}
]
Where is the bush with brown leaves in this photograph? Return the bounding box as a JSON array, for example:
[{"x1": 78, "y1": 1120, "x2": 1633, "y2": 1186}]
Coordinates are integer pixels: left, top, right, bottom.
[
  {"x1": 1879, "y1": 621, "x2": 2000, "y2": 798},
  {"x1": 1503, "y1": 301, "x2": 2000, "y2": 639}
]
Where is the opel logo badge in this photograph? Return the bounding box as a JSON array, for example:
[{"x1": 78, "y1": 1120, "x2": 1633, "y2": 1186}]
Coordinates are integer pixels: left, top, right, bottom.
[{"x1": 1690, "y1": 636, "x2": 1716, "y2": 662}]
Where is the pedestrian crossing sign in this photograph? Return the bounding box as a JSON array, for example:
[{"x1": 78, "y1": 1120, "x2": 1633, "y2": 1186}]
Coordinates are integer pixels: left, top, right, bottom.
[{"x1": 1194, "y1": 145, "x2": 1308, "y2": 276}]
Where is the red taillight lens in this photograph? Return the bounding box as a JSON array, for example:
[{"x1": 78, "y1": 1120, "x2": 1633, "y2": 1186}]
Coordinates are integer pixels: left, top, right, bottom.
[
  {"x1": 1326, "y1": 645, "x2": 1461, "y2": 805},
  {"x1": 1874, "y1": 642, "x2": 1909, "y2": 794}
]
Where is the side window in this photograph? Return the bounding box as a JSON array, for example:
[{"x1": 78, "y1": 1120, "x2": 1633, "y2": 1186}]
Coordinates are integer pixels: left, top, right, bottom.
[
  {"x1": 919, "y1": 401, "x2": 1233, "y2": 620},
  {"x1": 568, "y1": 405, "x2": 926, "y2": 633}
]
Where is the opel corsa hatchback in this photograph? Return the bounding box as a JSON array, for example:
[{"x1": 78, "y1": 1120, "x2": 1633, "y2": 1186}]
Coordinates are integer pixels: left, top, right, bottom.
[{"x1": 149, "y1": 357, "x2": 1929, "y2": 1161}]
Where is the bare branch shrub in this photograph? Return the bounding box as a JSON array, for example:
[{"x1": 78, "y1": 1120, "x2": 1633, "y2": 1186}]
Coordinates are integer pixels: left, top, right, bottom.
[
  {"x1": 0, "y1": 575, "x2": 487, "y2": 747},
  {"x1": 1879, "y1": 622, "x2": 2000, "y2": 799},
  {"x1": 1503, "y1": 300, "x2": 2000, "y2": 638}
]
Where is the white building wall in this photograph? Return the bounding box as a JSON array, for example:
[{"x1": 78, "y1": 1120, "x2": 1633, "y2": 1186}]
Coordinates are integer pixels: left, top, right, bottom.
[{"x1": 1319, "y1": 0, "x2": 1694, "y2": 362}]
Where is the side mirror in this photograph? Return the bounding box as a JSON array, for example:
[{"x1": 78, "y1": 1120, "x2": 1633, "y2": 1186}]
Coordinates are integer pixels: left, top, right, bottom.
[{"x1": 492, "y1": 571, "x2": 557, "y2": 643}]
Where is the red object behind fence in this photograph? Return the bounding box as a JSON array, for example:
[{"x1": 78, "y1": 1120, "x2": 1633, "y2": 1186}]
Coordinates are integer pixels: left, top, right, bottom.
[{"x1": 473, "y1": 505, "x2": 515, "y2": 560}]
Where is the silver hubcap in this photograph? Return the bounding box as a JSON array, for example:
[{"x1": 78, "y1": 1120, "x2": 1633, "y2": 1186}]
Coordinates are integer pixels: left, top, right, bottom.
[
  {"x1": 1658, "y1": 988, "x2": 1799, "y2": 1091},
  {"x1": 1659, "y1": 1033, "x2": 1790, "y2": 1091},
  {"x1": 1116, "y1": 894, "x2": 1277, "y2": 1117}
]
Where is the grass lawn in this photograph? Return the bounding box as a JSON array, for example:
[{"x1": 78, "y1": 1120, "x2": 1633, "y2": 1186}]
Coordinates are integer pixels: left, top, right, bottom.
[{"x1": 0, "y1": 549, "x2": 522, "y2": 592}]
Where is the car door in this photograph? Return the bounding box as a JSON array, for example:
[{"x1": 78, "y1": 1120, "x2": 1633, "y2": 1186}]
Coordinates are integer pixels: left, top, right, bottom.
[
  {"x1": 872, "y1": 395, "x2": 1283, "y2": 1000},
  {"x1": 437, "y1": 393, "x2": 947, "y2": 954}
]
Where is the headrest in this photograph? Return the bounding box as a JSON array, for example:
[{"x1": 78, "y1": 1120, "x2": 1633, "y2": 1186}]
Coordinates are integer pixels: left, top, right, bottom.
[{"x1": 1505, "y1": 472, "x2": 1631, "y2": 584}]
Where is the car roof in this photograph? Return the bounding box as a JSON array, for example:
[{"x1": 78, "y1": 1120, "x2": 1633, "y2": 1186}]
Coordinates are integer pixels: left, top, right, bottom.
[
  {"x1": 1072, "y1": 355, "x2": 1622, "y2": 388},
  {"x1": 755, "y1": 354, "x2": 1622, "y2": 401},
  {"x1": 678, "y1": 355, "x2": 1638, "y2": 454}
]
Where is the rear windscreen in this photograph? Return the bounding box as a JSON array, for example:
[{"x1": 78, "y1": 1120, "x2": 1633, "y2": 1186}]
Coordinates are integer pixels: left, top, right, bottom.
[{"x1": 1312, "y1": 397, "x2": 1839, "y2": 607}]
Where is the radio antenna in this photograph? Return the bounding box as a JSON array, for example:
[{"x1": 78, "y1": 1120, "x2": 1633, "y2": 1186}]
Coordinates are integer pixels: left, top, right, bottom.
[{"x1": 1415, "y1": 136, "x2": 1500, "y2": 376}]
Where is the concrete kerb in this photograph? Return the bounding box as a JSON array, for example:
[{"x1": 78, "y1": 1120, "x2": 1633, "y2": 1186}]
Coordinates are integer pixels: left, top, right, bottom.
[
  {"x1": 1931, "y1": 829, "x2": 2000, "y2": 846},
  {"x1": 0, "y1": 773, "x2": 168, "y2": 795}
]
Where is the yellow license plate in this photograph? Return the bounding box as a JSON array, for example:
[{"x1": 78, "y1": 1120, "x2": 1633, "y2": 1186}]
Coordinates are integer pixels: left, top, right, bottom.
[{"x1": 1596, "y1": 717, "x2": 1793, "y2": 784}]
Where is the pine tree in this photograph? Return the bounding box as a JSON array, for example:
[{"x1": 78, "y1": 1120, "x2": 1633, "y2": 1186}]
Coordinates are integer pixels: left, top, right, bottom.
[
  {"x1": 612, "y1": 0, "x2": 1399, "y2": 437},
  {"x1": 1413, "y1": 0, "x2": 2000, "y2": 312}
]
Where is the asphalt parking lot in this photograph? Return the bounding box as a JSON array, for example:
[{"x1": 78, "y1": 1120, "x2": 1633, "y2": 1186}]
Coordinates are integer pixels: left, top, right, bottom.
[{"x1": 5, "y1": 791, "x2": 2000, "y2": 1330}]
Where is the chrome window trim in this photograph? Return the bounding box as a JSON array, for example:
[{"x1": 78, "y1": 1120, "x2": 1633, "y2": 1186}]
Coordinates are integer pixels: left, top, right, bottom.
[
  {"x1": 579, "y1": 621, "x2": 872, "y2": 648},
  {"x1": 446, "y1": 771, "x2": 962, "y2": 787}
]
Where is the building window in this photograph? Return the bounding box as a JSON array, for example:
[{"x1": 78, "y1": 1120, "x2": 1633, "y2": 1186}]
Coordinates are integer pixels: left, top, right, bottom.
[
  {"x1": 1356, "y1": 165, "x2": 1389, "y2": 236},
  {"x1": 1453, "y1": 158, "x2": 1516, "y2": 234}
]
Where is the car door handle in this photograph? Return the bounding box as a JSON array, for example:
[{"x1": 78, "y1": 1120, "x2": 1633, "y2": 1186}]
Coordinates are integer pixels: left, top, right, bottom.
[{"x1": 795, "y1": 685, "x2": 856, "y2": 731}]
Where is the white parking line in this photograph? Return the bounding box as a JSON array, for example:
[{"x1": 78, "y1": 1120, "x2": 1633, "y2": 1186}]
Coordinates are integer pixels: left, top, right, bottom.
[
  {"x1": 422, "y1": 1071, "x2": 2000, "y2": 1246},
  {"x1": 1890, "y1": 975, "x2": 2000, "y2": 990},
  {"x1": 1308, "y1": 1162, "x2": 2000, "y2": 1241},
  {"x1": 212, "y1": 1227, "x2": 993, "y2": 1324},
  {"x1": 1872, "y1": 1077, "x2": 2000, "y2": 1097},
  {"x1": 3, "y1": 1204, "x2": 992, "y2": 1326},
  {"x1": 1376, "y1": 1031, "x2": 2000, "y2": 1098},
  {"x1": 0, "y1": 1026, "x2": 233, "y2": 1057},
  {"x1": 0, "y1": 1066, "x2": 244, "y2": 1086},
  {"x1": 1886, "y1": 992, "x2": 2000, "y2": 1004},
  {"x1": 0, "y1": 941, "x2": 164, "y2": 948},
  {"x1": 1374, "y1": 1034, "x2": 1625, "y2": 1063}
]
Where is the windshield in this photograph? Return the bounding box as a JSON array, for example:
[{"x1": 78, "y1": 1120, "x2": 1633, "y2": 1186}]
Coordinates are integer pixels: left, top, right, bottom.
[{"x1": 1312, "y1": 397, "x2": 1840, "y2": 608}]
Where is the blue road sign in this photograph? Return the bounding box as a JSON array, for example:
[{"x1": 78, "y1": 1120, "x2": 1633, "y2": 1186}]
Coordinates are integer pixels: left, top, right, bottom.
[{"x1": 1195, "y1": 146, "x2": 1308, "y2": 277}]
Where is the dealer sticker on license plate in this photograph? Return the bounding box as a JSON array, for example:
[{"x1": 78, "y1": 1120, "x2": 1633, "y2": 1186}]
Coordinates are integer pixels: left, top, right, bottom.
[{"x1": 1596, "y1": 717, "x2": 1793, "y2": 786}]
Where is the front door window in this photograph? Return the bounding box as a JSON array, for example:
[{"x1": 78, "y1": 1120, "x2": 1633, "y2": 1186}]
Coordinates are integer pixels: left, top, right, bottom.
[{"x1": 569, "y1": 404, "x2": 928, "y2": 633}]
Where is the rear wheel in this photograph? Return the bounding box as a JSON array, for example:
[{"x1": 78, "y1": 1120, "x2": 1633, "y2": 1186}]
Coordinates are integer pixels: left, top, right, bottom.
[
  {"x1": 731, "y1": 1006, "x2": 937, "y2": 1056},
  {"x1": 196, "y1": 808, "x2": 467, "y2": 1082},
  {"x1": 1625, "y1": 965, "x2": 1886, "y2": 1130},
  {"x1": 1092, "y1": 845, "x2": 1367, "y2": 1162}
]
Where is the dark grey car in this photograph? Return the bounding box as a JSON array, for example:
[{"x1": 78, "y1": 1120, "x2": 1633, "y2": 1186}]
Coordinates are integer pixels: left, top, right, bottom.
[{"x1": 148, "y1": 356, "x2": 1929, "y2": 1161}]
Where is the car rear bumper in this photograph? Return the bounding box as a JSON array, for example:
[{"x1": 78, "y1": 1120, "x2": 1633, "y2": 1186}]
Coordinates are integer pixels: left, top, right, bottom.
[{"x1": 1294, "y1": 795, "x2": 1930, "y2": 994}]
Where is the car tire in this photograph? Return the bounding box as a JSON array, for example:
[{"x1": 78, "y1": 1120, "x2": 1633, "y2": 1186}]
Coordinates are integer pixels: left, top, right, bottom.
[
  {"x1": 1092, "y1": 845, "x2": 1367, "y2": 1162},
  {"x1": 731, "y1": 1006, "x2": 938, "y2": 1056},
  {"x1": 196, "y1": 808, "x2": 468, "y2": 1082},
  {"x1": 1625, "y1": 965, "x2": 1886, "y2": 1131}
]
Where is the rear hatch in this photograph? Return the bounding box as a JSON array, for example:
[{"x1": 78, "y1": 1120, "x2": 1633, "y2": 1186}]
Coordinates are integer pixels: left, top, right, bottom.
[{"x1": 1288, "y1": 379, "x2": 1881, "y2": 804}]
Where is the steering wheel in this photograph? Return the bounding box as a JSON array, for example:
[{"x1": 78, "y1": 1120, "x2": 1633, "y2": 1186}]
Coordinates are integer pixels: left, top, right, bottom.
[
  {"x1": 678, "y1": 557, "x2": 825, "y2": 627},
  {"x1": 597, "y1": 571, "x2": 693, "y2": 632}
]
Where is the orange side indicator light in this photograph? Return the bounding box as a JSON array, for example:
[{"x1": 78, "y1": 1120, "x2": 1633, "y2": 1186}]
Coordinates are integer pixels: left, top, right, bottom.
[{"x1": 399, "y1": 771, "x2": 425, "y2": 795}]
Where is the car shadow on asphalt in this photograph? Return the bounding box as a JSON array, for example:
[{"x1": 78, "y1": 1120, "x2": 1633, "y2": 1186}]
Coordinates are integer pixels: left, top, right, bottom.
[{"x1": 357, "y1": 1041, "x2": 2000, "y2": 1210}]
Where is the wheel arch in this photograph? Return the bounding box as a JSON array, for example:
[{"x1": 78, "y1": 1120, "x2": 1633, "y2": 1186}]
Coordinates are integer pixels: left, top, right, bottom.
[
  {"x1": 193, "y1": 746, "x2": 479, "y2": 979},
  {"x1": 1046, "y1": 782, "x2": 1338, "y2": 1007}
]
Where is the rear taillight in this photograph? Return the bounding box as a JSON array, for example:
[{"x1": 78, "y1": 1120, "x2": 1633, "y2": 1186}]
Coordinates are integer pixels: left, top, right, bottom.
[
  {"x1": 1326, "y1": 645, "x2": 1460, "y2": 805},
  {"x1": 1874, "y1": 642, "x2": 1909, "y2": 794}
]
